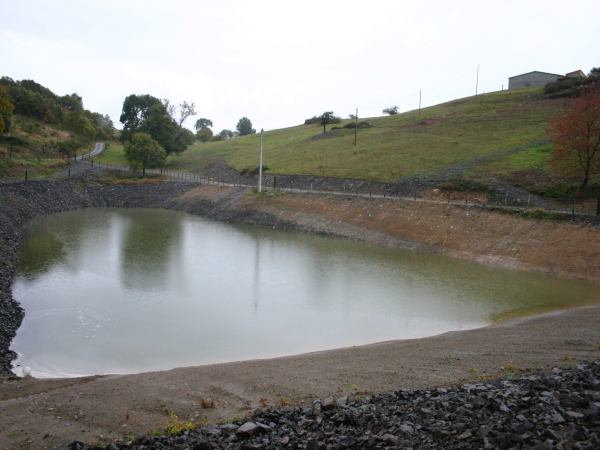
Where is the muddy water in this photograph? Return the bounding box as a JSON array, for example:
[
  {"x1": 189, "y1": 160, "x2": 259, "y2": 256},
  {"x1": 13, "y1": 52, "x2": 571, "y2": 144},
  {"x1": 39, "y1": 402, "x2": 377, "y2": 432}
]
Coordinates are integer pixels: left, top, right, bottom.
[{"x1": 10, "y1": 208, "x2": 600, "y2": 378}]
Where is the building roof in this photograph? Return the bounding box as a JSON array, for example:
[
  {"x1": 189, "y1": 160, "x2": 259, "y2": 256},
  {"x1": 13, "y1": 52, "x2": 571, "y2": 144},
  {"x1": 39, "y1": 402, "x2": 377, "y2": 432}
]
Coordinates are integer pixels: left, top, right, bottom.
[
  {"x1": 508, "y1": 71, "x2": 562, "y2": 80},
  {"x1": 565, "y1": 70, "x2": 586, "y2": 78}
]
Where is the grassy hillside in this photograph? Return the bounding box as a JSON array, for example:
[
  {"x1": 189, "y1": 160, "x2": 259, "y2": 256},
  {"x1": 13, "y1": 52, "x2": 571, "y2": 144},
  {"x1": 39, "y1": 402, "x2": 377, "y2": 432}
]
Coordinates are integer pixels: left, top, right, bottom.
[
  {"x1": 0, "y1": 115, "x2": 79, "y2": 177},
  {"x1": 167, "y1": 87, "x2": 565, "y2": 183}
]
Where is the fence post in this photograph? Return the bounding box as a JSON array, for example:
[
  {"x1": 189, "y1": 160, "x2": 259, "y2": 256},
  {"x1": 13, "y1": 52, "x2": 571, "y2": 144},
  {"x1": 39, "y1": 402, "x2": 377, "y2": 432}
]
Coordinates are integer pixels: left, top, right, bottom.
[
  {"x1": 526, "y1": 195, "x2": 530, "y2": 211},
  {"x1": 465, "y1": 192, "x2": 468, "y2": 206},
  {"x1": 91, "y1": 158, "x2": 93, "y2": 167},
  {"x1": 548, "y1": 198, "x2": 552, "y2": 213},
  {"x1": 572, "y1": 198, "x2": 575, "y2": 215},
  {"x1": 504, "y1": 194, "x2": 508, "y2": 206},
  {"x1": 274, "y1": 176, "x2": 277, "y2": 189},
  {"x1": 384, "y1": 185, "x2": 386, "y2": 199},
  {"x1": 596, "y1": 195, "x2": 600, "y2": 216},
  {"x1": 369, "y1": 186, "x2": 372, "y2": 198},
  {"x1": 25, "y1": 170, "x2": 28, "y2": 181}
]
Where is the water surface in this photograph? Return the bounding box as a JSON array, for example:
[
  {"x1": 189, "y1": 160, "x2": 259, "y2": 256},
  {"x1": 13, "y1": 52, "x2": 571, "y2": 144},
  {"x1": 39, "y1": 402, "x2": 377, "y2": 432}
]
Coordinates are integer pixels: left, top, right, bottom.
[{"x1": 11, "y1": 208, "x2": 600, "y2": 377}]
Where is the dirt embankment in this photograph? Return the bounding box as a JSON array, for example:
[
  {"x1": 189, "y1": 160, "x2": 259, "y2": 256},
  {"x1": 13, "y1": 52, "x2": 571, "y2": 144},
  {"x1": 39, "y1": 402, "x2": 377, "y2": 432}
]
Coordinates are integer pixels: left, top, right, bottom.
[
  {"x1": 1, "y1": 172, "x2": 600, "y2": 449},
  {"x1": 166, "y1": 184, "x2": 600, "y2": 284}
]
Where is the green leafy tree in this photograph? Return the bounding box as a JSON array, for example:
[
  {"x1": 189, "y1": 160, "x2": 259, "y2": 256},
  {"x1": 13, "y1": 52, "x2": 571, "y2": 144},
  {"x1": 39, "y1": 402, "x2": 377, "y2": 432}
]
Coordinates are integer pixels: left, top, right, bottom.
[
  {"x1": 124, "y1": 132, "x2": 166, "y2": 177},
  {"x1": 197, "y1": 127, "x2": 213, "y2": 143},
  {"x1": 0, "y1": 85, "x2": 14, "y2": 134},
  {"x1": 119, "y1": 94, "x2": 163, "y2": 141},
  {"x1": 57, "y1": 93, "x2": 83, "y2": 112},
  {"x1": 63, "y1": 111, "x2": 96, "y2": 141},
  {"x1": 180, "y1": 127, "x2": 196, "y2": 145},
  {"x1": 382, "y1": 106, "x2": 399, "y2": 115},
  {"x1": 236, "y1": 117, "x2": 256, "y2": 136},
  {"x1": 219, "y1": 129, "x2": 233, "y2": 140},
  {"x1": 194, "y1": 118, "x2": 213, "y2": 131},
  {"x1": 315, "y1": 111, "x2": 341, "y2": 132},
  {"x1": 119, "y1": 94, "x2": 187, "y2": 155}
]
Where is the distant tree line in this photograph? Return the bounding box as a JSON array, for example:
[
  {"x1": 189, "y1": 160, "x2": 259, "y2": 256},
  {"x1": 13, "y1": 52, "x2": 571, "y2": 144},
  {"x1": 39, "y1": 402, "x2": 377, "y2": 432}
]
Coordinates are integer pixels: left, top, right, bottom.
[
  {"x1": 0, "y1": 76, "x2": 114, "y2": 141},
  {"x1": 194, "y1": 117, "x2": 255, "y2": 143}
]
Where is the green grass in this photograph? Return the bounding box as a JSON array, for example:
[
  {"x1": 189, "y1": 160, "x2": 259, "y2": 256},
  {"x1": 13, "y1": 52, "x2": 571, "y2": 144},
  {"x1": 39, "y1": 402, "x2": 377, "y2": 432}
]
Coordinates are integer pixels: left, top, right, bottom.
[
  {"x1": 93, "y1": 143, "x2": 128, "y2": 166},
  {"x1": 471, "y1": 143, "x2": 554, "y2": 175},
  {"x1": 168, "y1": 87, "x2": 563, "y2": 182}
]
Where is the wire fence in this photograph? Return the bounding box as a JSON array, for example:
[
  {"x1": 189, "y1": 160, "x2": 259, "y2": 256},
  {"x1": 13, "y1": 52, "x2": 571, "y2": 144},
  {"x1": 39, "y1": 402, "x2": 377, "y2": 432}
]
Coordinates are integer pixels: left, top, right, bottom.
[{"x1": 68, "y1": 156, "x2": 600, "y2": 220}]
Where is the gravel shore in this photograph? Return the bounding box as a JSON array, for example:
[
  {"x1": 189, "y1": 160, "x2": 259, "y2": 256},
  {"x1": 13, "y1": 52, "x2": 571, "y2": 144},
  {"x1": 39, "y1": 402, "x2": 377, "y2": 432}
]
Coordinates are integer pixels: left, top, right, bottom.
[{"x1": 57, "y1": 361, "x2": 600, "y2": 450}]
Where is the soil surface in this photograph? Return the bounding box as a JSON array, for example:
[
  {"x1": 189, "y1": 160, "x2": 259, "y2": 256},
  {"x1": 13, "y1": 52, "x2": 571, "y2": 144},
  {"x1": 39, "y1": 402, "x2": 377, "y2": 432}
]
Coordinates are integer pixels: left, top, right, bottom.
[{"x1": 0, "y1": 170, "x2": 599, "y2": 449}]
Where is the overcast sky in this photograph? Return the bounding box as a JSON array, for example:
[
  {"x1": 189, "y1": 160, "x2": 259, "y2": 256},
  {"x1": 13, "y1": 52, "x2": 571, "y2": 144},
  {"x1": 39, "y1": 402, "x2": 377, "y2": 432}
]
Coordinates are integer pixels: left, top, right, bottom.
[{"x1": 2, "y1": 0, "x2": 598, "y2": 132}]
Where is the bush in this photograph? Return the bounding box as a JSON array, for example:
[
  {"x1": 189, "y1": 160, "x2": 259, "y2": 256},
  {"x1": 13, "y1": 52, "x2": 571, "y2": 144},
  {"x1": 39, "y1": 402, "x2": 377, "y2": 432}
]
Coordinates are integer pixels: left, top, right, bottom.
[
  {"x1": 343, "y1": 121, "x2": 370, "y2": 129},
  {"x1": 248, "y1": 165, "x2": 269, "y2": 176}
]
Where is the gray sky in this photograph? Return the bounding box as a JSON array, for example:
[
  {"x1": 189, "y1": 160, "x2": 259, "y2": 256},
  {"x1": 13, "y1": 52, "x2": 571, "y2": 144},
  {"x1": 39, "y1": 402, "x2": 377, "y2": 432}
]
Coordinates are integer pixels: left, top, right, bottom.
[{"x1": 2, "y1": 0, "x2": 598, "y2": 132}]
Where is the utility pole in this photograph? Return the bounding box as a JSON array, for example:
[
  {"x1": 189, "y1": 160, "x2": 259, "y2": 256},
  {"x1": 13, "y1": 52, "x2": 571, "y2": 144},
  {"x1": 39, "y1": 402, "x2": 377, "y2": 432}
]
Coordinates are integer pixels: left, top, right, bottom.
[
  {"x1": 476, "y1": 65, "x2": 479, "y2": 96},
  {"x1": 258, "y1": 129, "x2": 264, "y2": 193},
  {"x1": 354, "y1": 108, "x2": 358, "y2": 146},
  {"x1": 418, "y1": 91, "x2": 422, "y2": 124}
]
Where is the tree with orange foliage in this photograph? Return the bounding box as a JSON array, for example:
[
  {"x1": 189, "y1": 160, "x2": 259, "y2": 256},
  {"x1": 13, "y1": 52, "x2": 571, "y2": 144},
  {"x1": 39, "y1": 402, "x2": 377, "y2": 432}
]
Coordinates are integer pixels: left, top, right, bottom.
[{"x1": 548, "y1": 83, "x2": 600, "y2": 188}]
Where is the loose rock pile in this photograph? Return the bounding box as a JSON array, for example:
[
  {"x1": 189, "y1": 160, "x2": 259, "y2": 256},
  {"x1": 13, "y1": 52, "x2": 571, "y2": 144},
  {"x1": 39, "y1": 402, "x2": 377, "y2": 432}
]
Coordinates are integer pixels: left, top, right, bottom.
[{"x1": 61, "y1": 361, "x2": 600, "y2": 449}]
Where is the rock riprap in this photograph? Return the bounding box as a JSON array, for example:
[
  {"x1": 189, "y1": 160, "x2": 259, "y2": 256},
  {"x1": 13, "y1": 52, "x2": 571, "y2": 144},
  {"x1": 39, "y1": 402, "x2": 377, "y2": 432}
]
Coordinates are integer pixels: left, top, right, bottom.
[{"x1": 60, "y1": 361, "x2": 600, "y2": 449}]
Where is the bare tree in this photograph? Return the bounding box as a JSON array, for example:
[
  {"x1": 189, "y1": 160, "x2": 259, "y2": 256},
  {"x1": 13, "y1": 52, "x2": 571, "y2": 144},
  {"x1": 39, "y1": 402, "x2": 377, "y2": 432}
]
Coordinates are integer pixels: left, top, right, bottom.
[{"x1": 162, "y1": 99, "x2": 197, "y2": 147}]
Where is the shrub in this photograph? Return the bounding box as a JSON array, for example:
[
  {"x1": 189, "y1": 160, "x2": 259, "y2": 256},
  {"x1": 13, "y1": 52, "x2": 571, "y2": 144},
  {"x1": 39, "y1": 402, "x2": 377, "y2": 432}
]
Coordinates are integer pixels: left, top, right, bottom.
[
  {"x1": 248, "y1": 165, "x2": 269, "y2": 176},
  {"x1": 343, "y1": 121, "x2": 370, "y2": 129}
]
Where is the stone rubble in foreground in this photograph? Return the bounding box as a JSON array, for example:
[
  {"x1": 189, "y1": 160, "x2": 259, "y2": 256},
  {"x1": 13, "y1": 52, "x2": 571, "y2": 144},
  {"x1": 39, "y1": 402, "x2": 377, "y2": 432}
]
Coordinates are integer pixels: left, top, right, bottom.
[{"x1": 61, "y1": 361, "x2": 600, "y2": 450}]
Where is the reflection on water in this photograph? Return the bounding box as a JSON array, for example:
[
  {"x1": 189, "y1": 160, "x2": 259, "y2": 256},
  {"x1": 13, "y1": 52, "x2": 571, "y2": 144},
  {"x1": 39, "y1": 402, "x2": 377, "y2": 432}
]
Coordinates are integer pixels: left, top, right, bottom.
[
  {"x1": 120, "y1": 212, "x2": 182, "y2": 291},
  {"x1": 18, "y1": 230, "x2": 66, "y2": 280},
  {"x1": 11, "y1": 208, "x2": 600, "y2": 378}
]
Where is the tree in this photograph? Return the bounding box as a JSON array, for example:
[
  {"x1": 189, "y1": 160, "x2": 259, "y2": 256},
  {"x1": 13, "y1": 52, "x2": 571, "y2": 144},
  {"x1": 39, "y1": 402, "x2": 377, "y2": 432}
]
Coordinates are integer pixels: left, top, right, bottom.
[
  {"x1": 236, "y1": 117, "x2": 256, "y2": 136},
  {"x1": 119, "y1": 94, "x2": 191, "y2": 156},
  {"x1": 194, "y1": 118, "x2": 213, "y2": 131},
  {"x1": 0, "y1": 85, "x2": 14, "y2": 134},
  {"x1": 124, "y1": 132, "x2": 166, "y2": 177},
  {"x1": 57, "y1": 93, "x2": 83, "y2": 112},
  {"x1": 197, "y1": 127, "x2": 213, "y2": 143},
  {"x1": 314, "y1": 111, "x2": 341, "y2": 133},
  {"x1": 162, "y1": 99, "x2": 197, "y2": 150},
  {"x1": 382, "y1": 106, "x2": 399, "y2": 115},
  {"x1": 219, "y1": 129, "x2": 233, "y2": 140},
  {"x1": 119, "y1": 94, "x2": 163, "y2": 141},
  {"x1": 548, "y1": 83, "x2": 600, "y2": 188}
]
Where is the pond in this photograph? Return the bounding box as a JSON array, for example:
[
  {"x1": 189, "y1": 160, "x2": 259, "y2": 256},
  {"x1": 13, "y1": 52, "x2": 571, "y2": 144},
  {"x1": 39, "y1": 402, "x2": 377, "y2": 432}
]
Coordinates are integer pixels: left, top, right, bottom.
[{"x1": 10, "y1": 208, "x2": 600, "y2": 378}]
